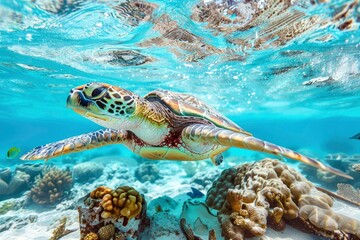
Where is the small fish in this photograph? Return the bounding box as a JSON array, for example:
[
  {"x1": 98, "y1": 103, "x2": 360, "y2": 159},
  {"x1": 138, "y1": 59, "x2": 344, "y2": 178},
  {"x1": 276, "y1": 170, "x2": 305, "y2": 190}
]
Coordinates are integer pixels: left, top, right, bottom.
[
  {"x1": 187, "y1": 187, "x2": 204, "y2": 199},
  {"x1": 7, "y1": 147, "x2": 21, "y2": 159},
  {"x1": 350, "y1": 133, "x2": 360, "y2": 140}
]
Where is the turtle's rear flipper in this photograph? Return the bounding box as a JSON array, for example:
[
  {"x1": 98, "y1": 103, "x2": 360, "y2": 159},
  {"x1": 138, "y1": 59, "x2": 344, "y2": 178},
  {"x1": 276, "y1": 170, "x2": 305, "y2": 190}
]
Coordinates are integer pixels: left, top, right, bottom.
[
  {"x1": 211, "y1": 154, "x2": 223, "y2": 166},
  {"x1": 183, "y1": 124, "x2": 352, "y2": 180},
  {"x1": 21, "y1": 129, "x2": 128, "y2": 161}
]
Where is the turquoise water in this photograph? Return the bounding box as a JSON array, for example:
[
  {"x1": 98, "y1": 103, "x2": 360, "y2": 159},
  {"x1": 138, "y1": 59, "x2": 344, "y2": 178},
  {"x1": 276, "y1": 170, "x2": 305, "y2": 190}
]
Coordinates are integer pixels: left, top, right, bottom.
[
  {"x1": 1, "y1": 0, "x2": 359, "y2": 163},
  {"x1": 0, "y1": 0, "x2": 360, "y2": 239}
]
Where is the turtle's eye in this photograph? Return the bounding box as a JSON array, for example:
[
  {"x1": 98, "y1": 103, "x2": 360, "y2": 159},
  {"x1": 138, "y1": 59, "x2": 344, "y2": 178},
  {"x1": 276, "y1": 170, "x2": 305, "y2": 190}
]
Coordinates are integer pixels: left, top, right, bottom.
[{"x1": 84, "y1": 86, "x2": 106, "y2": 100}]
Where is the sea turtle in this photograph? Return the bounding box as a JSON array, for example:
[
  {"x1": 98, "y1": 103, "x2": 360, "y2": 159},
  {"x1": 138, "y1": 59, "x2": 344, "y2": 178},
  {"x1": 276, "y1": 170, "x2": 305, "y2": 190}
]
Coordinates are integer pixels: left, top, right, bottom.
[{"x1": 21, "y1": 82, "x2": 351, "y2": 179}]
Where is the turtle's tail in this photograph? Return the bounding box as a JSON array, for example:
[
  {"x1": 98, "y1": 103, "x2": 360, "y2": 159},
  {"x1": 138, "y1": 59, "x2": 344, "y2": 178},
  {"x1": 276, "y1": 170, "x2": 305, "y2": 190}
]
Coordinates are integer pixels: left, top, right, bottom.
[
  {"x1": 183, "y1": 124, "x2": 352, "y2": 179},
  {"x1": 21, "y1": 129, "x2": 128, "y2": 161}
]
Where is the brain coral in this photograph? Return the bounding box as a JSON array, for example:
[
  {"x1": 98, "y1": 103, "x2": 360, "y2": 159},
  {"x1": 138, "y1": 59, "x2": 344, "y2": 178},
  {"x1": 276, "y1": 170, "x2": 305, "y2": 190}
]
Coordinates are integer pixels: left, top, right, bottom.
[
  {"x1": 206, "y1": 158, "x2": 360, "y2": 240},
  {"x1": 90, "y1": 186, "x2": 143, "y2": 219},
  {"x1": 30, "y1": 166, "x2": 72, "y2": 205},
  {"x1": 206, "y1": 167, "x2": 237, "y2": 210},
  {"x1": 97, "y1": 224, "x2": 115, "y2": 240}
]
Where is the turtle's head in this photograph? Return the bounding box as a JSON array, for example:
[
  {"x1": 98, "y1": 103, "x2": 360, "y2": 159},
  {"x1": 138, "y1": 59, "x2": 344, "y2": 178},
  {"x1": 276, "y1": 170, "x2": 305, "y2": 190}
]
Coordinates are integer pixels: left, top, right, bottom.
[{"x1": 67, "y1": 82, "x2": 138, "y2": 129}]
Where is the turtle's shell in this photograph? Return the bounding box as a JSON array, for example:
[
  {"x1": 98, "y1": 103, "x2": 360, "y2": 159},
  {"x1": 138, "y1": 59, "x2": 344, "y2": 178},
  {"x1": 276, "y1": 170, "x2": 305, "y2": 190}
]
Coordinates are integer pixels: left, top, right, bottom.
[{"x1": 144, "y1": 89, "x2": 252, "y2": 135}]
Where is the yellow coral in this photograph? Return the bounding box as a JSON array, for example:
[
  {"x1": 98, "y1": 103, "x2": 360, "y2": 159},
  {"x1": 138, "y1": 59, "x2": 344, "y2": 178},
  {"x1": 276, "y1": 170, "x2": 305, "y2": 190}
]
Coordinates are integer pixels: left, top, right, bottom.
[
  {"x1": 90, "y1": 186, "x2": 112, "y2": 199},
  {"x1": 84, "y1": 232, "x2": 99, "y2": 240},
  {"x1": 90, "y1": 186, "x2": 143, "y2": 219}
]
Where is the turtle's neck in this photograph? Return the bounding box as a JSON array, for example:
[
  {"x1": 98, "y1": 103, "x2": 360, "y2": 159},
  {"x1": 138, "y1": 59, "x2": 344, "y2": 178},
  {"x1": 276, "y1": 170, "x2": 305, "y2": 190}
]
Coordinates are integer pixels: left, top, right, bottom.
[{"x1": 121, "y1": 97, "x2": 171, "y2": 145}]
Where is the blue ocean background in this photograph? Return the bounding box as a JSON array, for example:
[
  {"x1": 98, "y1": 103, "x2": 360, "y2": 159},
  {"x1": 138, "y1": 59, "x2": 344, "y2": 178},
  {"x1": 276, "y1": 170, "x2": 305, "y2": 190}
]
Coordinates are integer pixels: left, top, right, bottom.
[{"x1": 0, "y1": 0, "x2": 360, "y2": 239}]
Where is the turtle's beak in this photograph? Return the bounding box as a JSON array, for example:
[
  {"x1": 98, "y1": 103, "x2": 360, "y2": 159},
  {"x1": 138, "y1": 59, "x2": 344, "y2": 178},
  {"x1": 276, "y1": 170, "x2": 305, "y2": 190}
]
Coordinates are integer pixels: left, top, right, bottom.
[
  {"x1": 66, "y1": 89, "x2": 76, "y2": 107},
  {"x1": 66, "y1": 88, "x2": 110, "y2": 122}
]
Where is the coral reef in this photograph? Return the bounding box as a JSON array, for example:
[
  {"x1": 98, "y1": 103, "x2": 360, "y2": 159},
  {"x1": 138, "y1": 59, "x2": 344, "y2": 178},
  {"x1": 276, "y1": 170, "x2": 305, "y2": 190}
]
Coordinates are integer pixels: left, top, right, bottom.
[
  {"x1": 78, "y1": 185, "x2": 147, "y2": 240},
  {"x1": 0, "y1": 168, "x2": 30, "y2": 197},
  {"x1": 90, "y1": 186, "x2": 143, "y2": 219},
  {"x1": 30, "y1": 166, "x2": 73, "y2": 205},
  {"x1": 206, "y1": 158, "x2": 360, "y2": 240},
  {"x1": 134, "y1": 163, "x2": 162, "y2": 183},
  {"x1": 206, "y1": 168, "x2": 237, "y2": 210},
  {"x1": 73, "y1": 162, "x2": 104, "y2": 183},
  {"x1": 15, "y1": 163, "x2": 44, "y2": 180}
]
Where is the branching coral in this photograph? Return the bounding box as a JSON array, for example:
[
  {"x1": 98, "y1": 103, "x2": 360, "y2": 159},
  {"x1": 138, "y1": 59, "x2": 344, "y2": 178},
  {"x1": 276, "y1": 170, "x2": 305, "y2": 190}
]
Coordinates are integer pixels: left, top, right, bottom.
[
  {"x1": 90, "y1": 186, "x2": 143, "y2": 219},
  {"x1": 207, "y1": 159, "x2": 360, "y2": 240},
  {"x1": 30, "y1": 166, "x2": 72, "y2": 205}
]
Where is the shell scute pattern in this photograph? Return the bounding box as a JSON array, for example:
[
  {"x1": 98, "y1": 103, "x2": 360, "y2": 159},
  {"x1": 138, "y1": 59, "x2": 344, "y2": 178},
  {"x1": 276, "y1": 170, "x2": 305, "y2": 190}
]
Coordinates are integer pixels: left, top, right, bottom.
[
  {"x1": 139, "y1": 99, "x2": 168, "y2": 124},
  {"x1": 144, "y1": 89, "x2": 251, "y2": 135}
]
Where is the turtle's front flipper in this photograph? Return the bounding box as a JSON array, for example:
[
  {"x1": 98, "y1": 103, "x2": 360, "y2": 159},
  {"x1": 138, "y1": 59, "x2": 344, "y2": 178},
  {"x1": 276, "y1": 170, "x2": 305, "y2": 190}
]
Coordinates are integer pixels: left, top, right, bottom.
[
  {"x1": 21, "y1": 129, "x2": 128, "y2": 161},
  {"x1": 182, "y1": 124, "x2": 352, "y2": 179}
]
